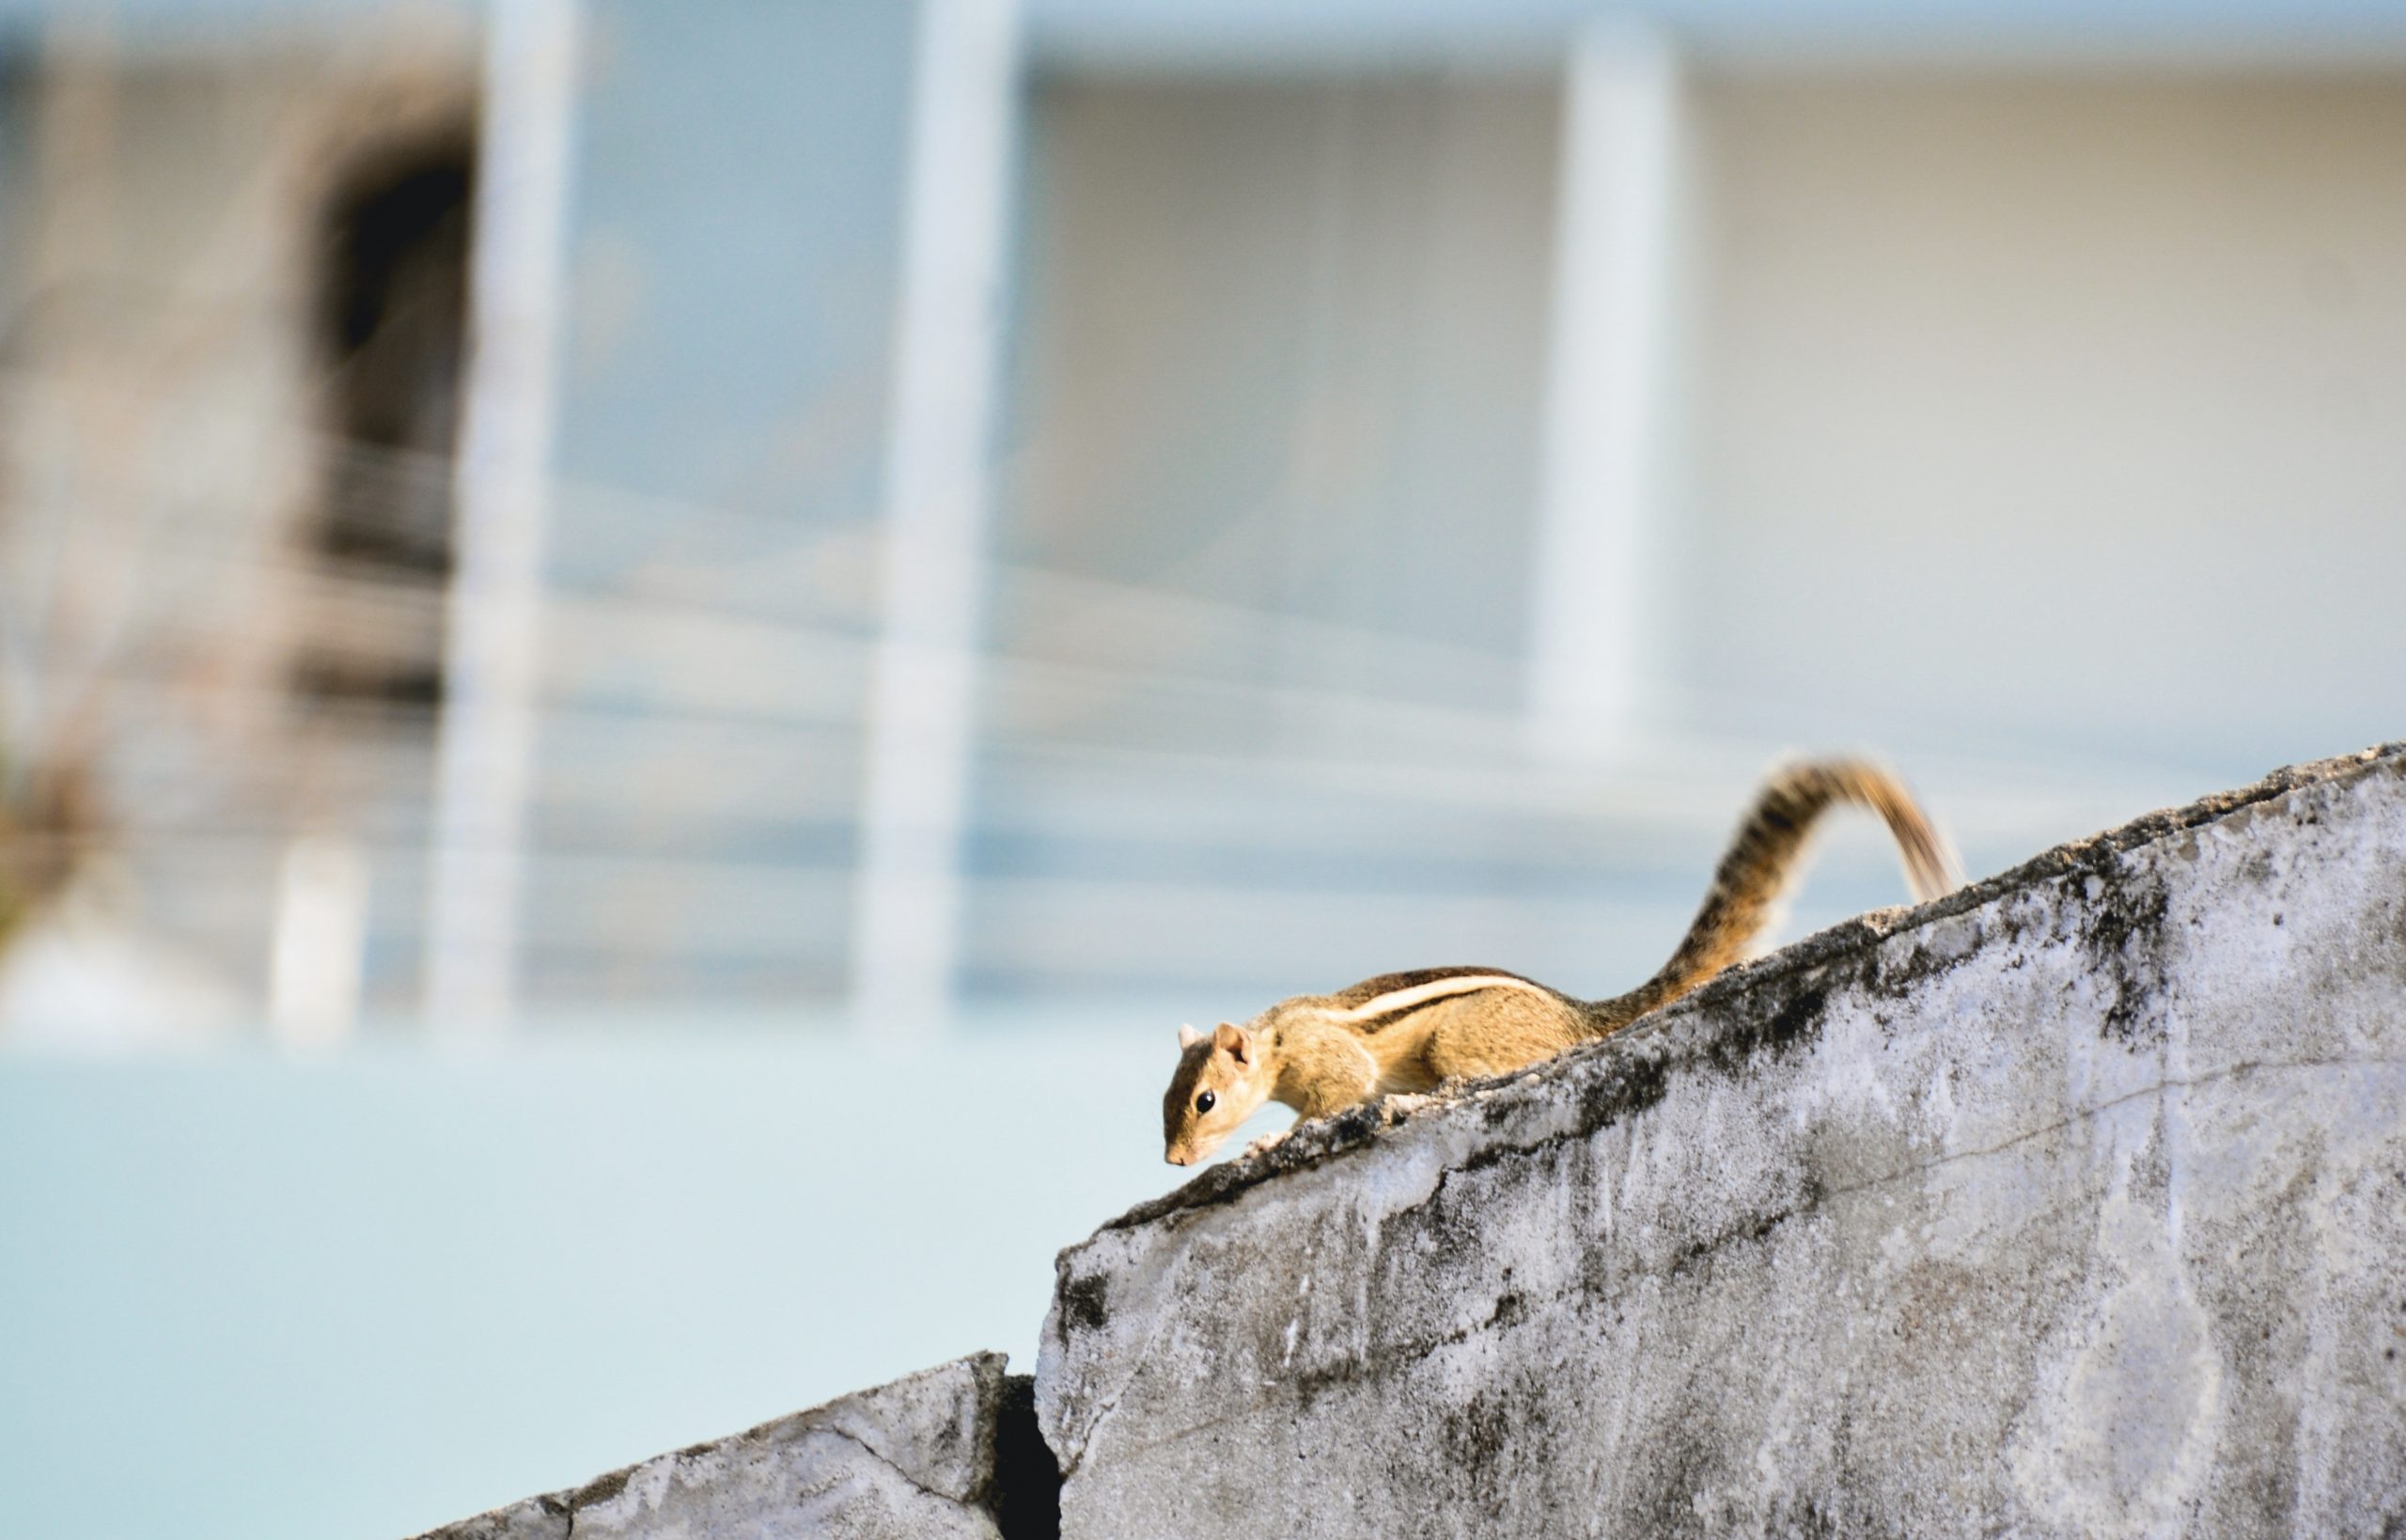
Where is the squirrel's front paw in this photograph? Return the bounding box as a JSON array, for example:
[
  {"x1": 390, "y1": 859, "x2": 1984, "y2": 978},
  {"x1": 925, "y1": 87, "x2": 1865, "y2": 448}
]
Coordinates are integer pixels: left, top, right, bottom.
[{"x1": 1243, "y1": 1128, "x2": 1291, "y2": 1159}]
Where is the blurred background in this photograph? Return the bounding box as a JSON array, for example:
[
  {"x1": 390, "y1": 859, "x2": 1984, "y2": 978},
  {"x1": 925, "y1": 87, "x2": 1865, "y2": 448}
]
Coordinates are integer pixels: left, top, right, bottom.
[{"x1": 1, "y1": 0, "x2": 2401, "y2": 1532}]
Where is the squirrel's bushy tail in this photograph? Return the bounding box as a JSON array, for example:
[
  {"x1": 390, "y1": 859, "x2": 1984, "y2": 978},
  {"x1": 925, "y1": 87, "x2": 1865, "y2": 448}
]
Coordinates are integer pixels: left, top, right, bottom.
[{"x1": 1586, "y1": 758, "x2": 1959, "y2": 1034}]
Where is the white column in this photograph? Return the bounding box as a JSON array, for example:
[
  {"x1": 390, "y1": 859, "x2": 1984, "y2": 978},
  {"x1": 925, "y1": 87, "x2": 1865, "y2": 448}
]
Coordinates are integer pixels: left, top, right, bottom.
[
  {"x1": 851, "y1": 0, "x2": 1021, "y2": 1037},
  {"x1": 269, "y1": 833, "x2": 368, "y2": 1049},
  {"x1": 422, "y1": 0, "x2": 580, "y2": 1034},
  {"x1": 1525, "y1": 27, "x2": 1686, "y2": 763}
]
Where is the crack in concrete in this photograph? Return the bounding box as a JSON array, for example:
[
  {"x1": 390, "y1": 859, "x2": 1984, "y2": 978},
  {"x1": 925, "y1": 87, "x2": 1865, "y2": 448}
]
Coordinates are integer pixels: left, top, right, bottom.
[
  {"x1": 1053, "y1": 1259, "x2": 1190, "y2": 1481},
  {"x1": 1820, "y1": 1052, "x2": 2406, "y2": 1204},
  {"x1": 556, "y1": 1421, "x2": 973, "y2": 1534},
  {"x1": 803, "y1": 1423, "x2": 969, "y2": 1509}
]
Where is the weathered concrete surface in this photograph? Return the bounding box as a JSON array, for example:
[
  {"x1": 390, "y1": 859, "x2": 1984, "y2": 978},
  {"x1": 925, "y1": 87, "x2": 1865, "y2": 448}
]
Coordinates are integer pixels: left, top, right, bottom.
[
  {"x1": 414, "y1": 1353, "x2": 1049, "y2": 1539},
  {"x1": 1039, "y1": 743, "x2": 2406, "y2": 1537}
]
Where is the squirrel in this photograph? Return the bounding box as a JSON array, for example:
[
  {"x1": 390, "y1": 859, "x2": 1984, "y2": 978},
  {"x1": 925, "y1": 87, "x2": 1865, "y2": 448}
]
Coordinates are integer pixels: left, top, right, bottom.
[{"x1": 1162, "y1": 758, "x2": 1960, "y2": 1167}]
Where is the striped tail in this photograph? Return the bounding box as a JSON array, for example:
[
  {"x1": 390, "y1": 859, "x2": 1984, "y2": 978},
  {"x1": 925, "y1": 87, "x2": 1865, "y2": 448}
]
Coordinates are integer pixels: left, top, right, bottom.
[{"x1": 1586, "y1": 758, "x2": 1960, "y2": 1034}]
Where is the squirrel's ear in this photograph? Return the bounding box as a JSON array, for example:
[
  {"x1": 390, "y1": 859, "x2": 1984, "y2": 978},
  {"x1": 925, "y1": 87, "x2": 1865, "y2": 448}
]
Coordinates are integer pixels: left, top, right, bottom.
[
  {"x1": 1178, "y1": 1023, "x2": 1203, "y2": 1050},
  {"x1": 1212, "y1": 1022, "x2": 1251, "y2": 1064}
]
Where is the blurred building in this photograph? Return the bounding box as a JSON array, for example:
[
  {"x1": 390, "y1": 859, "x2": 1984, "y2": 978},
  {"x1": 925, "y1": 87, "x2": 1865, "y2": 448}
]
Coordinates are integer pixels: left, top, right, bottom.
[{"x1": 0, "y1": 0, "x2": 2401, "y2": 1041}]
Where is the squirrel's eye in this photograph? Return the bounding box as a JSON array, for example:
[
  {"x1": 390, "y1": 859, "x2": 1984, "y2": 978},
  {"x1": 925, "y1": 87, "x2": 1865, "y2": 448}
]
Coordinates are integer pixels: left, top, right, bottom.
[{"x1": 1195, "y1": 1090, "x2": 1216, "y2": 1114}]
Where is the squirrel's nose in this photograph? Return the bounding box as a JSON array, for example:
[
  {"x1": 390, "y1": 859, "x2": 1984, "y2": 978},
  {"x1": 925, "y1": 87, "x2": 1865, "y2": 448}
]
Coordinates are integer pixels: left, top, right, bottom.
[{"x1": 1165, "y1": 1150, "x2": 1190, "y2": 1167}]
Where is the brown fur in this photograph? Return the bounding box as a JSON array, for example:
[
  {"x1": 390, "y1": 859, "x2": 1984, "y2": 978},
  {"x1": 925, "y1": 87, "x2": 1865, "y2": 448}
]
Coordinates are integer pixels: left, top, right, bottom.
[{"x1": 1161, "y1": 758, "x2": 1959, "y2": 1165}]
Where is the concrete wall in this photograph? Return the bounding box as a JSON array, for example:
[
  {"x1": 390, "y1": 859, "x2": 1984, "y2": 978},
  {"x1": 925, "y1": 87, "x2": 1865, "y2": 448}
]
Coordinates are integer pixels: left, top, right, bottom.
[
  {"x1": 413, "y1": 1354, "x2": 1056, "y2": 1540},
  {"x1": 1039, "y1": 740, "x2": 2406, "y2": 1535}
]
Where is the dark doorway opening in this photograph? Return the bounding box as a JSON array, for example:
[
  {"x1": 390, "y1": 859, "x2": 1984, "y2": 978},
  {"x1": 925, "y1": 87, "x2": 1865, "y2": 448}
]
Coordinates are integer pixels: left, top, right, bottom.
[{"x1": 295, "y1": 131, "x2": 476, "y2": 710}]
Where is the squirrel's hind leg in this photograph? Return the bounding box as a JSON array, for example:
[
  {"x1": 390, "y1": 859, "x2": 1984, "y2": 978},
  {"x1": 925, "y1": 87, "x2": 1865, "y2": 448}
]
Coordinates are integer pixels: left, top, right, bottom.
[{"x1": 1419, "y1": 994, "x2": 1586, "y2": 1082}]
